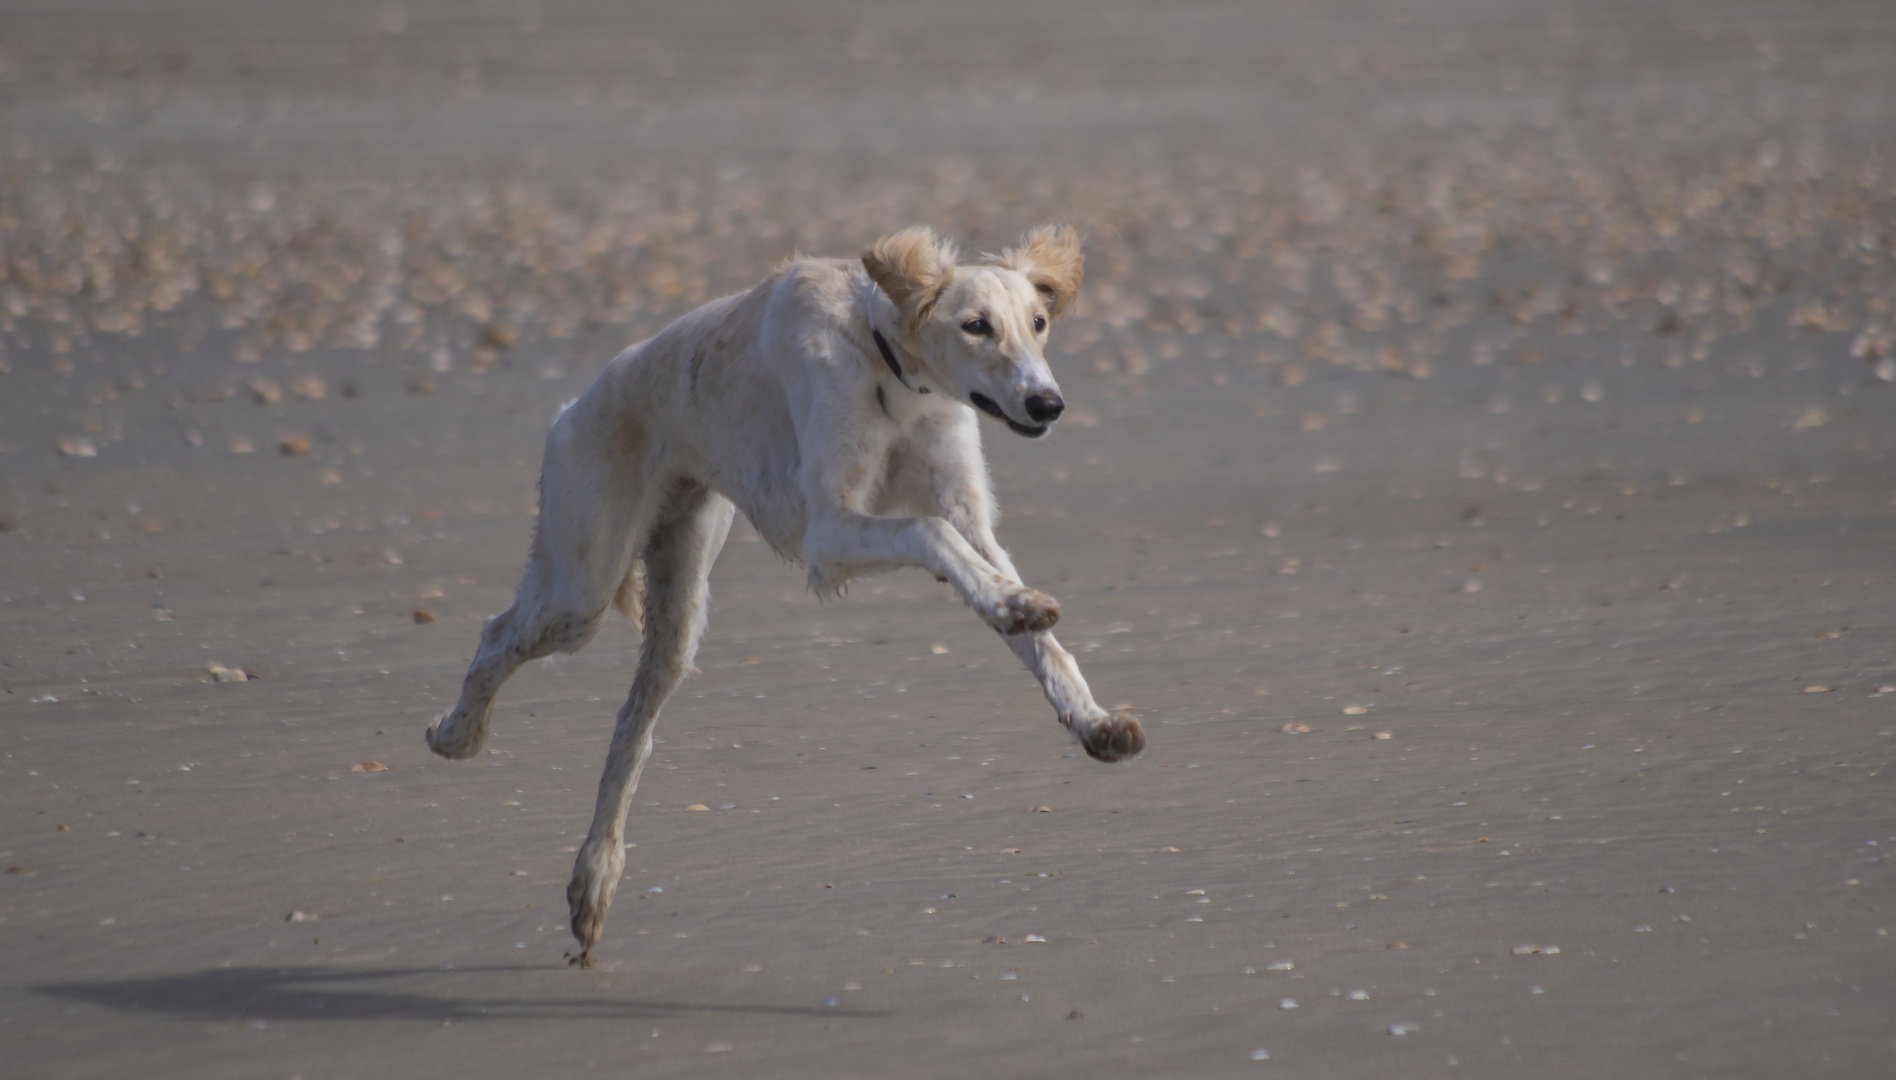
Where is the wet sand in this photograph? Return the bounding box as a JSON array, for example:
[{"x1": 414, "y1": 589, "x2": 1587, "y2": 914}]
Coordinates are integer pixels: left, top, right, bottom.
[{"x1": 2, "y1": 2, "x2": 1894, "y2": 1076}]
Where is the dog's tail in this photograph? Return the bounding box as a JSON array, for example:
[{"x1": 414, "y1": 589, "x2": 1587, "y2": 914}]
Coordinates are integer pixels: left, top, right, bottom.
[{"x1": 611, "y1": 562, "x2": 645, "y2": 628}]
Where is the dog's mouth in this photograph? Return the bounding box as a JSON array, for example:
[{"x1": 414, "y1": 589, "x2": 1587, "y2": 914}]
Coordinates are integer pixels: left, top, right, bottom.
[{"x1": 969, "y1": 392, "x2": 1048, "y2": 438}]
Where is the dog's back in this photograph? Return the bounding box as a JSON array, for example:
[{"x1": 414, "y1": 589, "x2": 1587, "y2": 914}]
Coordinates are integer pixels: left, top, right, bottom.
[{"x1": 558, "y1": 258, "x2": 870, "y2": 555}]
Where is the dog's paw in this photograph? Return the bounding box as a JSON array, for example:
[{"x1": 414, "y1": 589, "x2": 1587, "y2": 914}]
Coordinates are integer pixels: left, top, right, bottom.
[
  {"x1": 567, "y1": 842, "x2": 625, "y2": 952},
  {"x1": 1073, "y1": 711, "x2": 1146, "y2": 763},
  {"x1": 424, "y1": 711, "x2": 485, "y2": 760},
  {"x1": 991, "y1": 588, "x2": 1060, "y2": 635}
]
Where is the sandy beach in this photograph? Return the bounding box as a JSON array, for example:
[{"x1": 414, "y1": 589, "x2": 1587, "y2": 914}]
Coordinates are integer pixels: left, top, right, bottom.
[{"x1": 2, "y1": 2, "x2": 1893, "y2": 1076}]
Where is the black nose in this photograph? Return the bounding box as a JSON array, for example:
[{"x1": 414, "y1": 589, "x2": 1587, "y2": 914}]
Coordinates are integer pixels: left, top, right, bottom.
[{"x1": 1024, "y1": 393, "x2": 1065, "y2": 424}]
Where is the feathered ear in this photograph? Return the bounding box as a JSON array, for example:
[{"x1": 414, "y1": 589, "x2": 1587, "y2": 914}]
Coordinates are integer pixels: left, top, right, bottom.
[
  {"x1": 997, "y1": 224, "x2": 1084, "y2": 319},
  {"x1": 862, "y1": 227, "x2": 958, "y2": 326}
]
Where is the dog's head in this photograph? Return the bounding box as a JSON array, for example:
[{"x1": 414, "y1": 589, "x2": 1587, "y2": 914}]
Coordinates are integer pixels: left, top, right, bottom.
[{"x1": 863, "y1": 225, "x2": 1083, "y2": 438}]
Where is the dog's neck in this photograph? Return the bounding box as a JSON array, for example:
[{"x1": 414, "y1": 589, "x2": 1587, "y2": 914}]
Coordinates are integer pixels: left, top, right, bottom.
[{"x1": 864, "y1": 289, "x2": 930, "y2": 395}]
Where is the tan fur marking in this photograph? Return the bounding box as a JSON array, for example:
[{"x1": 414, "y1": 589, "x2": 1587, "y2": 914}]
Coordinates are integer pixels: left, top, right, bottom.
[
  {"x1": 994, "y1": 225, "x2": 1084, "y2": 320},
  {"x1": 861, "y1": 226, "x2": 958, "y2": 328}
]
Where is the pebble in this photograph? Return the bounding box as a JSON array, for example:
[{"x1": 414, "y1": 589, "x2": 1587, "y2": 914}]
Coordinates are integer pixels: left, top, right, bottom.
[
  {"x1": 1278, "y1": 998, "x2": 1299, "y2": 1010},
  {"x1": 1267, "y1": 961, "x2": 1295, "y2": 971},
  {"x1": 1510, "y1": 944, "x2": 1559, "y2": 955},
  {"x1": 1348, "y1": 989, "x2": 1369, "y2": 1000},
  {"x1": 1250, "y1": 1048, "x2": 1271, "y2": 1060},
  {"x1": 1389, "y1": 1023, "x2": 1419, "y2": 1036}
]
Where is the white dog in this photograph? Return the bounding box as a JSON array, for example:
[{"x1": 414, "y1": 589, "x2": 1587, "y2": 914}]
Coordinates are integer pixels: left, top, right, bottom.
[{"x1": 426, "y1": 225, "x2": 1144, "y2": 966}]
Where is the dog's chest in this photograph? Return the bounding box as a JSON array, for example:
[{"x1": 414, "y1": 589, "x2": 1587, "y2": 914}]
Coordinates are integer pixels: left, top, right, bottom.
[
  {"x1": 863, "y1": 381, "x2": 952, "y2": 464},
  {"x1": 867, "y1": 371, "x2": 946, "y2": 429}
]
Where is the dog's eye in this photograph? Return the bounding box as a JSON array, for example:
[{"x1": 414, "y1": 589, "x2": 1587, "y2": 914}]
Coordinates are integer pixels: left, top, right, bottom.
[
  {"x1": 1033, "y1": 315, "x2": 1047, "y2": 333},
  {"x1": 961, "y1": 318, "x2": 992, "y2": 337}
]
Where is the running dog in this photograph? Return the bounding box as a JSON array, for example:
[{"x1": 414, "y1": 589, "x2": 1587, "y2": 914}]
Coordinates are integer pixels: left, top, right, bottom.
[{"x1": 426, "y1": 225, "x2": 1144, "y2": 966}]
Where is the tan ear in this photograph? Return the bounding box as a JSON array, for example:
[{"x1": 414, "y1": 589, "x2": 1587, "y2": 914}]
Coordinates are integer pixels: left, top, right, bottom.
[
  {"x1": 997, "y1": 224, "x2": 1084, "y2": 319},
  {"x1": 862, "y1": 226, "x2": 957, "y2": 325}
]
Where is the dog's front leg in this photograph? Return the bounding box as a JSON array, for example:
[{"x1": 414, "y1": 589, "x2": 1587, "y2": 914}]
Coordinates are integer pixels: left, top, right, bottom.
[
  {"x1": 1000, "y1": 631, "x2": 1145, "y2": 762},
  {"x1": 803, "y1": 510, "x2": 1059, "y2": 635},
  {"x1": 946, "y1": 512, "x2": 1145, "y2": 763}
]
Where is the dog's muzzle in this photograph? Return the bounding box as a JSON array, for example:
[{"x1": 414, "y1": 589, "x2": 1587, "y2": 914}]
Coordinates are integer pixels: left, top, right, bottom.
[{"x1": 970, "y1": 392, "x2": 1057, "y2": 438}]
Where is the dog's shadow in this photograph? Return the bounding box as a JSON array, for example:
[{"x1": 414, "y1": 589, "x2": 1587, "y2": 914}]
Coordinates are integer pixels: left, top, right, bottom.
[{"x1": 34, "y1": 964, "x2": 887, "y2": 1024}]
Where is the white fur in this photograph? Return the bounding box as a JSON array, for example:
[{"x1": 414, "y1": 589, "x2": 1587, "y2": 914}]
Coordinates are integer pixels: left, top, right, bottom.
[{"x1": 424, "y1": 226, "x2": 1142, "y2": 966}]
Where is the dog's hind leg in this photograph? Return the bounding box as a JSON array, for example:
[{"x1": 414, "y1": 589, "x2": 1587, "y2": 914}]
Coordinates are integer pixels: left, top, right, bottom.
[
  {"x1": 426, "y1": 582, "x2": 627, "y2": 759},
  {"x1": 428, "y1": 410, "x2": 652, "y2": 760},
  {"x1": 425, "y1": 601, "x2": 540, "y2": 760},
  {"x1": 567, "y1": 486, "x2": 734, "y2": 967}
]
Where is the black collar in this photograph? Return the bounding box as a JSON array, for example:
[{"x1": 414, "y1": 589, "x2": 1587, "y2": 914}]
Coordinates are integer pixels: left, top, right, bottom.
[{"x1": 871, "y1": 328, "x2": 929, "y2": 394}]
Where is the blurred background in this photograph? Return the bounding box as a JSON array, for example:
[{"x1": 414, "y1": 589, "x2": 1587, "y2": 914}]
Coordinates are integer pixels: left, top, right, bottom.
[{"x1": 4, "y1": 0, "x2": 1893, "y2": 479}]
